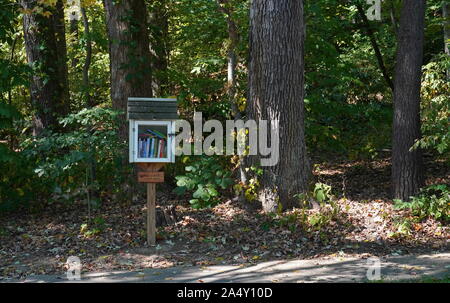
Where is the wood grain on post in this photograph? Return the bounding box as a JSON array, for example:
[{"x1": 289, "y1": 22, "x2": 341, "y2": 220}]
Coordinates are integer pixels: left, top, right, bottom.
[
  {"x1": 147, "y1": 182, "x2": 156, "y2": 246},
  {"x1": 137, "y1": 163, "x2": 165, "y2": 246},
  {"x1": 138, "y1": 171, "x2": 164, "y2": 183}
]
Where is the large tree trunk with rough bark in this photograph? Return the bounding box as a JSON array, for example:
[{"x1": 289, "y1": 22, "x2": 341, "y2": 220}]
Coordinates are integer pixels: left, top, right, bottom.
[
  {"x1": 247, "y1": 0, "x2": 310, "y2": 212},
  {"x1": 104, "y1": 0, "x2": 154, "y2": 203},
  {"x1": 104, "y1": 0, "x2": 153, "y2": 142},
  {"x1": 392, "y1": 0, "x2": 426, "y2": 201},
  {"x1": 21, "y1": 0, "x2": 70, "y2": 135}
]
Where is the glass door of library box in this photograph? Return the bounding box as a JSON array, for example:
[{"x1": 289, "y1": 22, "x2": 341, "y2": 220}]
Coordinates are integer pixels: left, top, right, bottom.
[{"x1": 131, "y1": 121, "x2": 174, "y2": 163}]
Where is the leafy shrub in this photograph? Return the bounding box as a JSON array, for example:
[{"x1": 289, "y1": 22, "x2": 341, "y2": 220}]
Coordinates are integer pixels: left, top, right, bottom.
[
  {"x1": 233, "y1": 165, "x2": 263, "y2": 202},
  {"x1": 388, "y1": 217, "x2": 415, "y2": 239},
  {"x1": 266, "y1": 183, "x2": 341, "y2": 234},
  {"x1": 413, "y1": 54, "x2": 450, "y2": 158},
  {"x1": 295, "y1": 182, "x2": 335, "y2": 208},
  {"x1": 305, "y1": 98, "x2": 392, "y2": 159},
  {"x1": 0, "y1": 148, "x2": 50, "y2": 212},
  {"x1": 0, "y1": 107, "x2": 125, "y2": 212},
  {"x1": 263, "y1": 183, "x2": 340, "y2": 233},
  {"x1": 20, "y1": 107, "x2": 125, "y2": 205},
  {"x1": 0, "y1": 103, "x2": 50, "y2": 212},
  {"x1": 174, "y1": 155, "x2": 234, "y2": 209},
  {"x1": 312, "y1": 182, "x2": 332, "y2": 204},
  {"x1": 80, "y1": 216, "x2": 106, "y2": 238},
  {"x1": 394, "y1": 184, "x2": 450, "y2": 223}
]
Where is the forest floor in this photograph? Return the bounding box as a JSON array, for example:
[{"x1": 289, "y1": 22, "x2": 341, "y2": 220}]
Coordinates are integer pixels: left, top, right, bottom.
[{"x1": 0, "y1": 153, "x2": 449, "y2": 281}]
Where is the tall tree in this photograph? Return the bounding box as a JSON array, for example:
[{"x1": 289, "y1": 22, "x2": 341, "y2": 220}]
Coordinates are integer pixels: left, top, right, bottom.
[
  {"x1": 53, "y1": 0, "x2": 70, "y2": 110},
  {"x1": 247, "y1": 0, "x2": 310, "y2": 212},
  {"x1": 80, "y1": 6, "x2": 92, "y2": 107},
  {"x1": 392, "y1": 0, "x2": 426, "y2": 201},
  {"x1": 216, "y1": 0, "x2": 247, "y2": 194},
  {"x1": 356, "y1": 1, "x2": 394, "y2": 91},
  {"x1": 389, "y1": 0, "x2": 399, "y2": 36},
  {"x1": 104, "y1": 0, "x2": 153, "y2": 141},
  {"x1": 21, "y1": 0, "x2": 70, "y2": 135},
  {"x1": 68, "y1": 1, "x2": 79, "y2": 69},
  {"x1": 216, "y1": 0, "x2": 240, "y2": 115}
]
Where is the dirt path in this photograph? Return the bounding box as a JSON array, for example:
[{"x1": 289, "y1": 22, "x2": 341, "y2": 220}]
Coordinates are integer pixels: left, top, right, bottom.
[{"x1": 6, "y1": 253, "x2": 449, "y2": 283}]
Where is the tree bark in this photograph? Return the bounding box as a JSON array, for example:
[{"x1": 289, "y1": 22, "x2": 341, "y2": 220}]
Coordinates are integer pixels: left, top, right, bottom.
[
  {"x1": 80, "y1": 7, "x2": 92, "y2": 107},
  {"x1": 104, "y1": 0, "x2": 153, "y2": 142},
  {"x1": 247, "y1": 0, "x2": 311, "y2": 212},
  {"x1": 53, "y1": 0, "x2": 70, "y2": 113},
  {"x1": 70, "y1": 19, "x2": 78, "y2": 41},
  {"x1": 69, "y1": 14, "x2": 78, "y2": 68},
  {"x1": 392, "y1": 0, "x2": 426, "y2": 201},
  {"x1": 7, "y1": 37, "x2": 18, "y2": 106},
  {"x1": 389, "y1": 0, "x2": 399, "y2": 36},
  {"x1": 216, "y1": 0, "x2": 247, "y2": 192},
  {"x1": 21, "y1": 0, "x2": 70, "y2": 135},
  {"x1": 216, "y1": 0, "x2": 240, "y2": 115}
]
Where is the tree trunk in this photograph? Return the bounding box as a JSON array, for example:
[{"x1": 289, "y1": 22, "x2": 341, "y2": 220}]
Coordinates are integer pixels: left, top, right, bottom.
[
  {"x1": 216, "y1": 0, "x2": 240, "y2": 115},
  {"x1": 67, "y1": 1, "x2": 79, "y2": 95},
  {"x1": 392, "y1": 0, "x2": 426, "y2": 201},
  {"x1": 53, "y1": 0, "x2": 70, "y2": 113},
  {"x1": 356, "y1": 2, "x2": 394, "y2": 91},
  {"x1": 69, "y1": 16, "x2": 78, "y2": 68},
  {"x1": 104, "y1": 0, "x2": 153, "y2": 142},
  {"x1": 7, "y1": 37, "x2": 18, "y2": 106},
  {"x1": 389, "y1": 0, "x2": 399, "y2": 36},
  {"x1": 21, "y1": 0, "x2": 70, "y2": 135},
  {"x1": 70, "y1": 19, "x2": 78, "y2": 41},
  {"x1": 247, "y1": 0, "x2": 311, "y2": 212},
  {"x1": 444, "y1": 1, "x2": 450, "y2": 80},
  {"x1": 149, "y1": 0, "x2": 169, "y2": 97},
  {"x1": 216, "y1": 0, "x2": 247, "y2": 191},
  {"x1": 80, "y1": 7, "x2": 93, "y2": 107}
]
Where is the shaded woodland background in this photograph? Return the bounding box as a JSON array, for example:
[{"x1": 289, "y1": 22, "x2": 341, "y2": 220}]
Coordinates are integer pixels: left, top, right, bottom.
[
  {"x1": 0, "y1": 0, "x2": 448, "y2": 244},
  {"x1": 0, "y1": 0, "x2": 449, "y2": 279}
]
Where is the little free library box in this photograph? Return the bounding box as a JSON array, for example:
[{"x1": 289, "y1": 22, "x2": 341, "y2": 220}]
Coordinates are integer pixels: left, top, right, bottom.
[
  {"x1": 127, "y1": 97, "x2": 178, "y2": 246},
  {"x1": 128, "y1": 97, "x2": 178, "y2": 164}
]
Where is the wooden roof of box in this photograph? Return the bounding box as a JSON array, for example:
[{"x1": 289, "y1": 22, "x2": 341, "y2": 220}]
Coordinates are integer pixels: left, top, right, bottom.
[{"x1": 127, "y1": 97, "x2": 178, "y2": 120}]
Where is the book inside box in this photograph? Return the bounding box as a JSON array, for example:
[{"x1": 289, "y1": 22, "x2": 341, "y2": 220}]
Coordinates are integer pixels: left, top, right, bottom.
[{"x1": 137, "y1": 124, "x2": 168, "y2": 159}]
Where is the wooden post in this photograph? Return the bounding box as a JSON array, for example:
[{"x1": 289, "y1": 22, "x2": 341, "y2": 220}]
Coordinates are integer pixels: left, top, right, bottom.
[
  {"x1": 138, "y1": 163, "x2": 165, "y2": 247},
  {"x1": 147, "y1": 183, "x2": 156, "y2": 246}
]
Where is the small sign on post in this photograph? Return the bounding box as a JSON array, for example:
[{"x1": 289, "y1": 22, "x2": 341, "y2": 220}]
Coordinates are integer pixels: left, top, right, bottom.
[
  {"x1": 127, "y1": 97, "x2": 178, "y2": 246},
  {"x1": 138, "y1": 171, "x2": 164, "y2": 183}
]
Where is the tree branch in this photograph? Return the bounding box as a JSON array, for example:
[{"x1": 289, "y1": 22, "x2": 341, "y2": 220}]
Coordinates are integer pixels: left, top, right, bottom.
[{"x1": 356, "y1": 2, "x2": 394, "y2": 92}]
